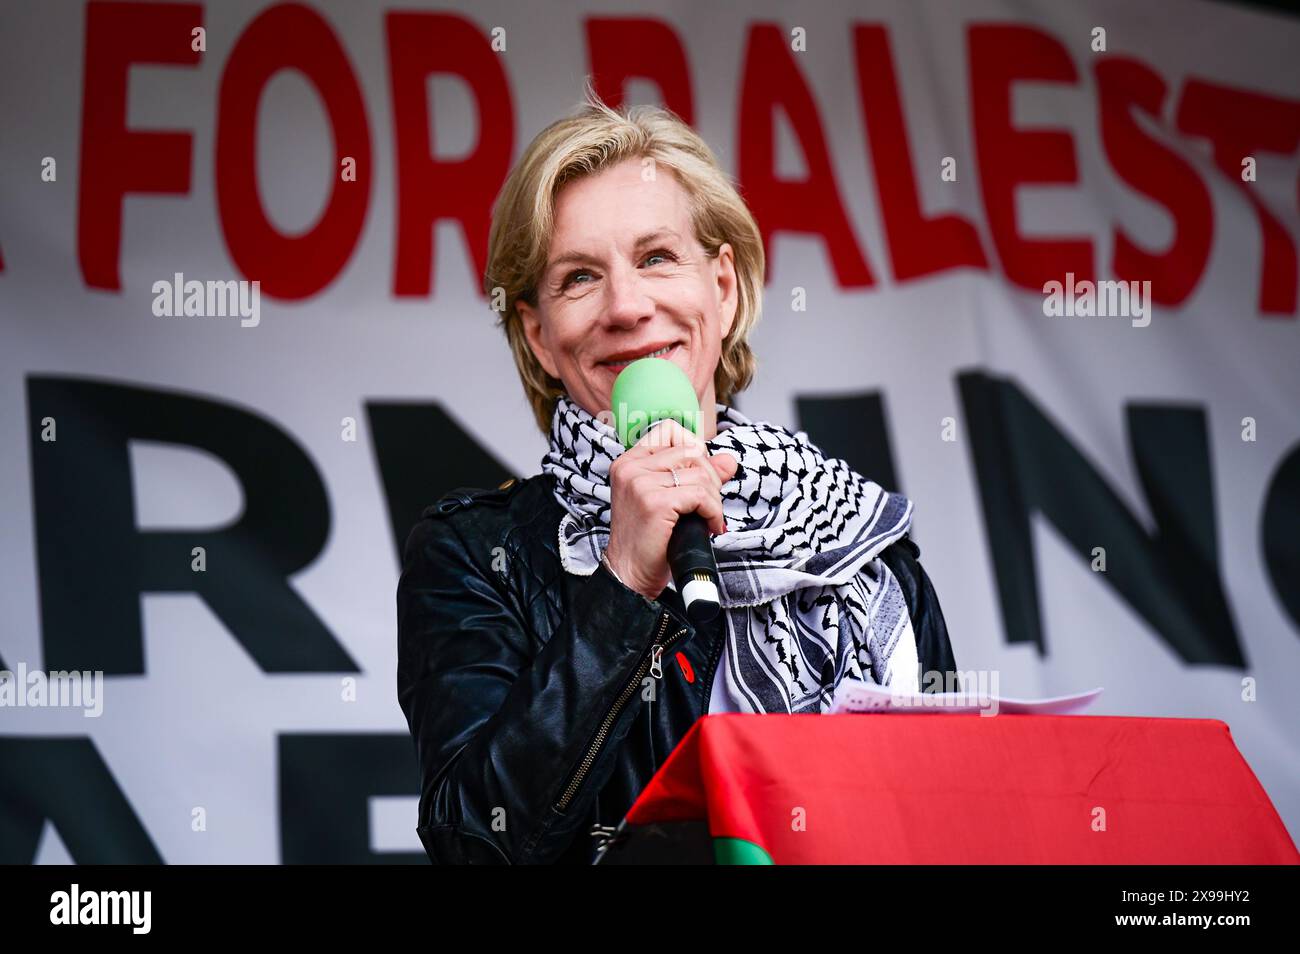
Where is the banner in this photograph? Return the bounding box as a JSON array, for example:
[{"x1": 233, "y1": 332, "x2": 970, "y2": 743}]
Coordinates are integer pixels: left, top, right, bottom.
[{"x1": 1, "y1": 0, "x2": 1297, "y2": 862}]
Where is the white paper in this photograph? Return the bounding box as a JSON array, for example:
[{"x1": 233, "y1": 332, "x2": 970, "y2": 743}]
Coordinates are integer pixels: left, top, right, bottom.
[{"x1": 829, "y1": 679, "x2": 1103, "y2": 716}]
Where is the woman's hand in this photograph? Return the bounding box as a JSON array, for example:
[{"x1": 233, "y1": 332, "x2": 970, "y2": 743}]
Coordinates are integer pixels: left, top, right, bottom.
[{"x1": 602, "y1": 419, "x2": 739, "y2": 601}]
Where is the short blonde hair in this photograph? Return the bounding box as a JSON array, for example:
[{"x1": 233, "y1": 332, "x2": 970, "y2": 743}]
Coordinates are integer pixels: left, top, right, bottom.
[{"x1": 484, "y1": 85, "x2": 764, "y2": 435}]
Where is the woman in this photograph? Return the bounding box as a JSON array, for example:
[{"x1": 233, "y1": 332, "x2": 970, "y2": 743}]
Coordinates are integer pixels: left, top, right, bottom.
[{"x1": 397, "y1": 92, "x2": 957, "y2": 865}]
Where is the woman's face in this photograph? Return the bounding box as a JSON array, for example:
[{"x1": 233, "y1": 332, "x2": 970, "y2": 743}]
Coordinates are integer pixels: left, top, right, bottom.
[{"x1": 517, "y1": 157, "x2": 738, "y2": 439}]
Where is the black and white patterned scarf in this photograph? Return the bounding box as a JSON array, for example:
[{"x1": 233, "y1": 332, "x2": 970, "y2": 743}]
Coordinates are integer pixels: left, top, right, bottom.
[{"x1": 541, "y1": 393, "x2": 921, "y2": 714}]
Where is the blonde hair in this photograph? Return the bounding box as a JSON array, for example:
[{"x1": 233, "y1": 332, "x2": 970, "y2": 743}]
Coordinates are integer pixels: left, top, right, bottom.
[{"x1": 484, "y1": 83, "x2": 764, "y2": 435}]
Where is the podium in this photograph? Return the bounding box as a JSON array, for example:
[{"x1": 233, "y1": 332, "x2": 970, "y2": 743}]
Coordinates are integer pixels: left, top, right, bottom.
[{"x1": 595, "y1": 713, "x2": 1299, "y2": 864}]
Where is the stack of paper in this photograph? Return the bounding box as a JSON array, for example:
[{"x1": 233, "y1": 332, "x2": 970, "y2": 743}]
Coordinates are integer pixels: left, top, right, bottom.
[{"x1": 829, "y1": 679, "x2": 1103, "y2": 716}]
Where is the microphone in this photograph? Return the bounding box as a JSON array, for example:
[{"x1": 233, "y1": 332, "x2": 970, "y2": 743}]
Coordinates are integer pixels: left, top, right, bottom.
[{"x1": 611, "y1": 357, "x2": 721, "y2": 625}]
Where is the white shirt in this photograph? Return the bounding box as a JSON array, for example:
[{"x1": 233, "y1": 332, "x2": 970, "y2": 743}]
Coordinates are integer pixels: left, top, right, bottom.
[{"x1": 707, "y1": 640, "x2": 735, "y2": 713}]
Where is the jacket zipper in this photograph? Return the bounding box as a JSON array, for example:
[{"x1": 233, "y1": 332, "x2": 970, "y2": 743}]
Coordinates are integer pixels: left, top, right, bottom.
[{"x1": 555, "y1": 611, "x2": 689, "y2": 814}]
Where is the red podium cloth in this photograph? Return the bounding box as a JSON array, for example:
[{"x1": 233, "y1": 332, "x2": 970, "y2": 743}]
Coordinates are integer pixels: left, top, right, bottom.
[{"x1": 624, "y1": 713, "x2": 1299, "y2": 864}]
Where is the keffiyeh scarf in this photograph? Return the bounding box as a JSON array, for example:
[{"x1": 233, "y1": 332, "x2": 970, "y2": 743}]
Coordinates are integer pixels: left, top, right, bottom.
[{"x1": 541, "y1": 393, "x2": 921, "y2": 714}]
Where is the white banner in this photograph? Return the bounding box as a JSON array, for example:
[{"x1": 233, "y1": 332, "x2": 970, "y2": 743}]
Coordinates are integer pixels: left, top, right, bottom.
[{"x1": 1, "y1": 0, "x2": 1297, "y2": 861}]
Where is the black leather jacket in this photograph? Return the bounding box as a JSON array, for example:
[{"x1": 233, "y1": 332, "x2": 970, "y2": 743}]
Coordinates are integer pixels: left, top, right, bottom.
[{"x1": 397, "y1": 471, "x2": 958, "y2": 864}]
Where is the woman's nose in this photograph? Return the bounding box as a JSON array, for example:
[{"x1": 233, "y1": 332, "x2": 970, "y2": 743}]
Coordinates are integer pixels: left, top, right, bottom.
[{"x1": 601, "y1": 259, "x2": 656, "y2": 328}]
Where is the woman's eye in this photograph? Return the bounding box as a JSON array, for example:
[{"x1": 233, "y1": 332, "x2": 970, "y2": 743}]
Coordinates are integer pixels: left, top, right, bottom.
[{"x1": 562, "y1": 251, "x2": 675, "y2": 288}]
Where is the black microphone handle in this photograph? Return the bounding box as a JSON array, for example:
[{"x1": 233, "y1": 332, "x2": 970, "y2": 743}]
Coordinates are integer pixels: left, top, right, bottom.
[{"x1": 667, "y1": 511, "x2": 721, "y2": 624}]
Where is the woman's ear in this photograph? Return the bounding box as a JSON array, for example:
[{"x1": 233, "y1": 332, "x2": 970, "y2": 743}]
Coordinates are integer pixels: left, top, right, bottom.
[
  {"x1": 715, "y1": 242, "x2": 738, "y2": 339},
  {"x1": 517, "y1": 299, "x2": 560, "y2": 379}
]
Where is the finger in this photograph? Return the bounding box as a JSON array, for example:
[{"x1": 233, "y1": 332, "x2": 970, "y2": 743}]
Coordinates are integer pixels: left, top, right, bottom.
[
  {"x1": 651, "y1": 483, "x2": 726, "y2": 535},
  {"x1": 679, "y1": 485, "x2": 728, "y2": 535},
  {"x1": 618, "y1": 419, "x2": 697, "y2": 466},
  {"x1": 615, "y1": 435, "x2": 696, "y2": 472},
  {"x1": 629, "y1": 460, "x2": 710, "y2": 496},
  {"x1": 629, "y1": 466, "x2": 710, "y2": 505},
  {"x1": 639, "y1": 442, "x2": 709, "y2": 472},
  {"x1": 709, "y1": 451, "x2": 739, "y2": 479},
  {"x1": 672, "y1": 476, "x2": 728, "y2": 534},
  {"x1": 637, "y1": 418, "x2": 702, "y2": 454},
  {"x1": 670, "y1": 447, "x2": 722, "y2": 493},
  {"x1": 652, "y1": 457, "x2": 721, "y2": 494}
]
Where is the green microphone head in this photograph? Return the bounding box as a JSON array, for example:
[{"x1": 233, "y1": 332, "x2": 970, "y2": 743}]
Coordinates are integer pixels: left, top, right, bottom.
[{"x1": 610, "y1": 357, "x2": 700, "y2": 448}]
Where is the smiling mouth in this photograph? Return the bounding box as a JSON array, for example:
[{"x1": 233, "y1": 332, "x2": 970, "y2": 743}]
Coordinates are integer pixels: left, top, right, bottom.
[{"x1": 599, "y1": 342, "x2": 680, "y2": 372}]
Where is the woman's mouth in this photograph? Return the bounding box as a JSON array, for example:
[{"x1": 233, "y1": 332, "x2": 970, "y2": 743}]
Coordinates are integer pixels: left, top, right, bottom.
[{"x1": 599, "y1": 342, "x2": 679, "y2": 373}]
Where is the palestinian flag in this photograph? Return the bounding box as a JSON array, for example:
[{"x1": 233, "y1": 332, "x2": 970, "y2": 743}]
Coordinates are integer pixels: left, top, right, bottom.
[{"x1": 595, "y1": 712, "x2": 1298, "y2": 865}]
